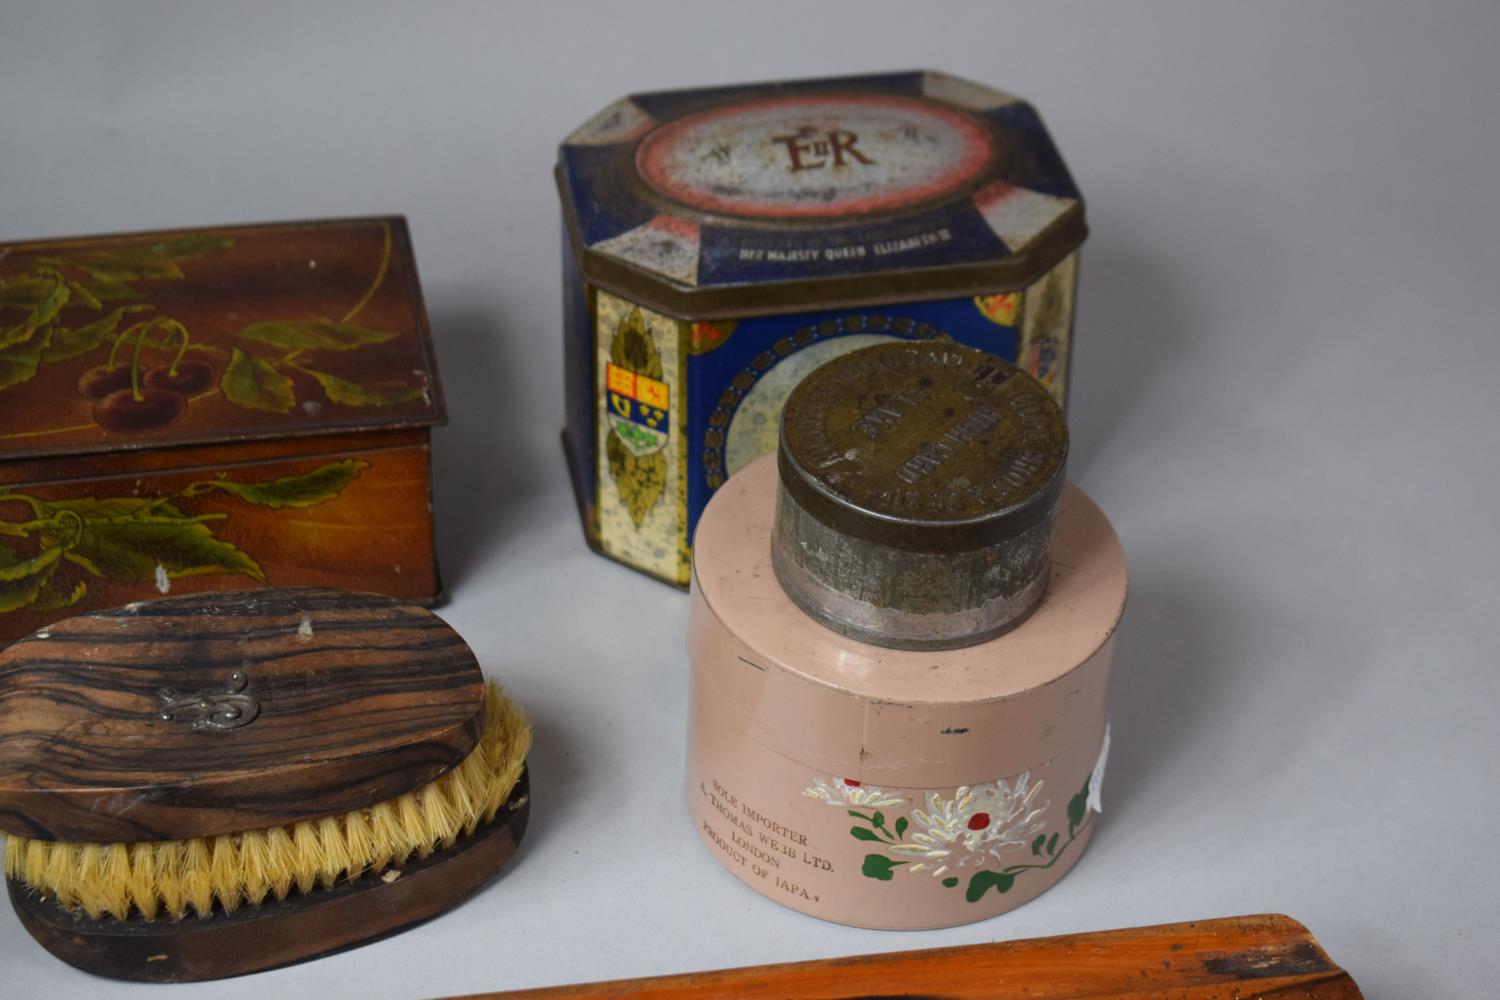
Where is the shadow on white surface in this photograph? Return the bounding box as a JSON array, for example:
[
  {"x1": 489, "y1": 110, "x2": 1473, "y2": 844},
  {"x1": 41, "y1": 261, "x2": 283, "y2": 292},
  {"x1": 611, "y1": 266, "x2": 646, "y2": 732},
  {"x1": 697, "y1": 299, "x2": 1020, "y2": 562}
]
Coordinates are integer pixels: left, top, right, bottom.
[
  {"x1": 429, "y1": 298, "x2": 543, "y2": 594},
  {"x1": 1067, "y1": 240, "x2": 1195, "y2": 481},
  {"x1": 503, "y1": 695, "x2": 593, "y2": 859}
]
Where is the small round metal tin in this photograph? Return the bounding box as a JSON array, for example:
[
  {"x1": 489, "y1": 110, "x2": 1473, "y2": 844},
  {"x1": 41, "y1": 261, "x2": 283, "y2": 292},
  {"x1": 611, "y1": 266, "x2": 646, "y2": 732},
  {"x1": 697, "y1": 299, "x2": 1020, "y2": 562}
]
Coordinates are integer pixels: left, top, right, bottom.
[{"x1": 773, "y1": 341, "x2": 1067, "y2": 650}]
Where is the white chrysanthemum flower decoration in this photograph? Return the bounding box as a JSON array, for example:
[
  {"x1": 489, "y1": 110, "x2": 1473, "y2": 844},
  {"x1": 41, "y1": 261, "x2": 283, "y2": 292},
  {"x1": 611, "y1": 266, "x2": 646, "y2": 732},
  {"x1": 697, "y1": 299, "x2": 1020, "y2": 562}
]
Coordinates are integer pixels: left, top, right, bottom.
[
  {"x1": 887, "y1": 773, "x2": 1048, "y2": 877},
  {"x1": 802, "y1": 776, "x2": 907, "y2": 809},
  {"x1": 962, "y1": 771, "x2": 1048, "y2": 858}
]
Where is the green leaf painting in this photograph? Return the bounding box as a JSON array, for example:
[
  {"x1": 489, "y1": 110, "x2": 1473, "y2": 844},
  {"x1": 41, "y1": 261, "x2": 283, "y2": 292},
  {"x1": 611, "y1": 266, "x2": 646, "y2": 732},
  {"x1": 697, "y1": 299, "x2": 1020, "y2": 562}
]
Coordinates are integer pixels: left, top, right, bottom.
[
  {"x1": 0, "y1": 274, "x2": 55, "y2": 308},
  {"x1": 965, "y1": 871, "x2": 1016, "y2": 902},
  {"x1": 1067, "y1": 779, "x2": 1090, "y2": 836},
  {"x1": 0, "y1": 459, "x2": 368, "y2": 618},
  {"x1": 28, "y1": 579, "x2": 89, "y2": 613},
  {"x1": 40, "y1": 497, "x2": 262, "y2": 583},
  {"x1": 297, "y1": 366, "x2": 424, "y2": 407},
  {"x1": 0, "y1": 221, "x2": 422, "y2": 421},
  {"x1": 65, "y1": 279, "x2": 103, "y2": 311},
  {"x1": 46, "y1": 235, "x2": 233, "y2": 283},
  {"x1": 861, "y1": 854, "x2": 903, "y2": 881},
  {"x1": 222, "y1": 348, "x2": 295, "y2": 413},
  {"x1": 186, "y1": 460, "x2": 366, "y2": 509},
  {"x1": 0, "y1": 236, "x2": 232, "y2": 397},
  {"x1": 811, "y1": 770, "x2": 1098, "y2": 904},
  {"x1": 0, "y1": 547, "x2": 64, "y2": 613},
  {"x1": 42, "y1": 305, "x2": 149, "y2": 364},
  {"x1": 238, "y1": 318, "x2": 397, "y2": 352},
  {"x1": 1, "y1": 277, "x2": 68, "y2": 350},
  {"x1": 0, "y1": 328, "x2": 52, "y2": 390}
]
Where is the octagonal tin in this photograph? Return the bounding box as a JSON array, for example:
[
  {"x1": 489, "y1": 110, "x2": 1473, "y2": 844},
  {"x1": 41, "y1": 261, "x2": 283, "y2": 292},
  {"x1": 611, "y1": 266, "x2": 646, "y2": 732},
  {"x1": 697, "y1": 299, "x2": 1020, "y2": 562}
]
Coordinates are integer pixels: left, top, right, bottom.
[{"x1": 557, "y1": 70, "x2": 1086, "y2": 586}]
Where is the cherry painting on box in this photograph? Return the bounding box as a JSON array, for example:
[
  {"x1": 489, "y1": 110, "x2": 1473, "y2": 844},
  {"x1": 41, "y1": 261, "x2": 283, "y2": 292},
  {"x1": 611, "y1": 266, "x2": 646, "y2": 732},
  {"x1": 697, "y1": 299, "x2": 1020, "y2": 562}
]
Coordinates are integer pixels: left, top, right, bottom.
[{"x1": 0, "y1": 217, "x2": 446, "y2": 640}]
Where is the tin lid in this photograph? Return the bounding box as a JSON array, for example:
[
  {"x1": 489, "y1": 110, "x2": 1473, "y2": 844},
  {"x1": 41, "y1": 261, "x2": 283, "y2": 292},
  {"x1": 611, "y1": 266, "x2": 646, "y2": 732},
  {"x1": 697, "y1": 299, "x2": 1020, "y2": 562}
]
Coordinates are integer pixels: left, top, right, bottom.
[
  {"x1": 773, "y1": 341, "x2": 1067, "y2": 649},
  {"x1": 0, "y1": 217, "x2": 445, "y2": 464},
  {"x1": 0, "y1": 587, "x2": 485, "y2": 843},
  {"x1": 557, "y1": 70, "x2": 1085, "y2": 318}
]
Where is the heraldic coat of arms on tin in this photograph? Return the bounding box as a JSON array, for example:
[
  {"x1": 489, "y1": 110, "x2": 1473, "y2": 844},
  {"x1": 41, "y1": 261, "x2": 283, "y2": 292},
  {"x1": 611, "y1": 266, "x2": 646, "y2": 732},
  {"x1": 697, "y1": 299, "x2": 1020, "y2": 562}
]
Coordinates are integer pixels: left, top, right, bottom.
[{"x1": 604, "y1": 307, "x2": 670, "y2": 527}]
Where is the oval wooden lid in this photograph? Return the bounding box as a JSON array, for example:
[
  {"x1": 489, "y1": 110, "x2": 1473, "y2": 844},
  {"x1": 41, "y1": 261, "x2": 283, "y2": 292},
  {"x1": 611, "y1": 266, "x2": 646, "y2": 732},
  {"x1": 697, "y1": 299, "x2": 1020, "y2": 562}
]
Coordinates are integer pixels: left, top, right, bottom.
[{"x1": 0, "y1": 588, "x2": 486, "y2": 843}]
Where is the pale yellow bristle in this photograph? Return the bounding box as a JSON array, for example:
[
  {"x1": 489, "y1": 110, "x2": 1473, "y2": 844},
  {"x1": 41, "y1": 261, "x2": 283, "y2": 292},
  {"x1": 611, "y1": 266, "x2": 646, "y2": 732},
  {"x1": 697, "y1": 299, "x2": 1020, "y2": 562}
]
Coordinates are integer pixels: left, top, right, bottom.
[
  {"x1": 366, "y1": 800, "x2": 403, "y2": 872},
  {"x1": 210, "y1": 835, "x2": 240, "y2": 913},
  {"x1": 72, "y1": 845, "x2": 104, "y2": 915},
  {"x1": 3, "y1": 682, "x2": 531, "y2": 922},
  {"x1": 242, "y1": 825, "x2": 274, "y2": 906},
  {"x1": 290, "y1": 819, "x2": 322, "y2": 896},
  {"x1": 155, "y1": 840, "x2": 185, "y2": 917},
  {"x1": 128, "y1": 843, "x2": 159, "y2": 920},
  {"x1": 183, "y1": 837, "x2": 213, "y2": 918},
  {"x1": 420, "y1": 781, "x2": 458, "y2": 855},
  {"x1": 263, "y1": 825, "x2": 296, "y2": 900},
  {"x1": 395, "y1": 788, "x2": 430, "y2": 860},
  {"x1": 315, "y1": 816, "x2": 344, "y2": 891},
  {"x1": 341, "y1": 806, "x2": 375, "y2": 875}
]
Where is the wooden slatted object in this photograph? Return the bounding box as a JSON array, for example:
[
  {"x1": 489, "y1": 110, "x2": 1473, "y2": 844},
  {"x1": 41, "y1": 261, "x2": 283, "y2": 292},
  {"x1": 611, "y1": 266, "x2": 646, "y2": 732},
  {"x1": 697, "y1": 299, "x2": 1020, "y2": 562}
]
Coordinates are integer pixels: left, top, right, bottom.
[
  {"x1": 455, "y1": 914, "x2": 1362, "y2": 999},
  {"x1": 0, "y1": 587, "x2": 533, "y2": 982}
]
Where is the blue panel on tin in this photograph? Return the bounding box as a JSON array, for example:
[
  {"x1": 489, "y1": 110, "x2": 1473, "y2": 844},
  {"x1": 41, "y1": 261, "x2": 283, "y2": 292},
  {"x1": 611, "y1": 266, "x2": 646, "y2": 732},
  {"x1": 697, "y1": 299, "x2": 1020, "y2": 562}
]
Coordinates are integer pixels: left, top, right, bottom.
[
  {"x1": 560, "y1": 145, "x2": 657, "y2": 247},
  {"x1": 694, "y1": 201, "x2": 1009, "y2": 286},
  {"x1": 980, "y1": 102, "x2": 1082, "y2": 199}
]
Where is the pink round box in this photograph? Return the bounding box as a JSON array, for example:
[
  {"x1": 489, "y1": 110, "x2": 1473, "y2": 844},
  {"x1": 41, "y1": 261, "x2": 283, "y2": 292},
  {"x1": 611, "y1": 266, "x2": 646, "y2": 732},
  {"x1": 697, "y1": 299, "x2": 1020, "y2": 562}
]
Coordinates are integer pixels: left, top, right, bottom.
[{"x1": 686, "y1": 454, "x2": 1126, "y2": 929}]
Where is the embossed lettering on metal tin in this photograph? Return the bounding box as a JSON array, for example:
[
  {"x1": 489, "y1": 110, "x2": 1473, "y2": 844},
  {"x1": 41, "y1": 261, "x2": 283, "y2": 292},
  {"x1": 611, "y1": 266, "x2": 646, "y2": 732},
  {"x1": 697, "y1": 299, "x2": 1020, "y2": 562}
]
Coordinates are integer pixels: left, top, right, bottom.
[{"x1": 773, "y1": 342, "x2": 1066, "y2": 650}]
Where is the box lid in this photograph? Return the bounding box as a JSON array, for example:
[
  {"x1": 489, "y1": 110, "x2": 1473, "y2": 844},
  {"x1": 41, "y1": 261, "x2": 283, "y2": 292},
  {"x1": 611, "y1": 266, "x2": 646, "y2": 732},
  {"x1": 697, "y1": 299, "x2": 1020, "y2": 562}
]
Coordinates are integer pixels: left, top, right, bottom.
[
  {"x1": 0, "y1": 217, "x2": 445, "y2": 464},
  {"x1": 558, "y1": 70, "x2": 1085, "y2": 318}
]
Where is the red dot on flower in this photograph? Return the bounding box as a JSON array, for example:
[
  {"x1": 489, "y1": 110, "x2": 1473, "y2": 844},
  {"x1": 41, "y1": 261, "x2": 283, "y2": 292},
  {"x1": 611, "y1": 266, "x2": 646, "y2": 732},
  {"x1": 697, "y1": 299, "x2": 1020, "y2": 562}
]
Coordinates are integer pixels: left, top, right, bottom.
[
  {"x1": 968, "y1": 812, "x2": 991, "y2": 831},
  {"x1": 843, "y1": 778, "x2": 862, "y2": 787}
]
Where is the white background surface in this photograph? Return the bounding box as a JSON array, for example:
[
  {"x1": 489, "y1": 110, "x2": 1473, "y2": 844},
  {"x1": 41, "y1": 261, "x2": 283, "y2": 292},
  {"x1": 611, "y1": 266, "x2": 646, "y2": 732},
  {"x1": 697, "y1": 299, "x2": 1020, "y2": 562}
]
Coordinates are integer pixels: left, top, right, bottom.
[{"x1": 2, "y1": 2, "x2": 1497, "y2": 997}]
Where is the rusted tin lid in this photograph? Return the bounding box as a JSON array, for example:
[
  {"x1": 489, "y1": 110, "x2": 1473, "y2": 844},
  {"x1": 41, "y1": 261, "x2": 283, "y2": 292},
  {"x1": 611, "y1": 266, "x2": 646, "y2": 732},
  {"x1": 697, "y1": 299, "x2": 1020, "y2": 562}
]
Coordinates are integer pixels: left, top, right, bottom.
[
  {"x1": 773, "y1": 341, "x2": 1067, "y2": 650},
  {"x1": 557, "y1": 70, "x2": 1085, "y2": 319},
  {"x1": 0, "y1": 217, "x2": 445, "y2": 465}
]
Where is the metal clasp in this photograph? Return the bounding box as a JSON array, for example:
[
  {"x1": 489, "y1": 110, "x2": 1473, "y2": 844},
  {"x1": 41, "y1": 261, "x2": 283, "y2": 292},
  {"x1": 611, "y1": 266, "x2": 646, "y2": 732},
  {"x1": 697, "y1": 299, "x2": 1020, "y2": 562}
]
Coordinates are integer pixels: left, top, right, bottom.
[{"x1": 158, "y1": 670, "x2": 260, "y2": 731}]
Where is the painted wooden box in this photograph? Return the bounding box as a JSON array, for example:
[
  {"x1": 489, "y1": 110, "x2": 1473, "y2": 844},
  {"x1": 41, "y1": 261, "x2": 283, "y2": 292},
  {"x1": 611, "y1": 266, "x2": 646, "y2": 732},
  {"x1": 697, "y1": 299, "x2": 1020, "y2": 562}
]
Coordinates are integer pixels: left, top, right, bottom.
[
  {"x1": 558, "y1": 70, "x2": 1087, "y2": 586},
  {"x1": 0, "y1": 217, "x2": 445, "y2": 642}
]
